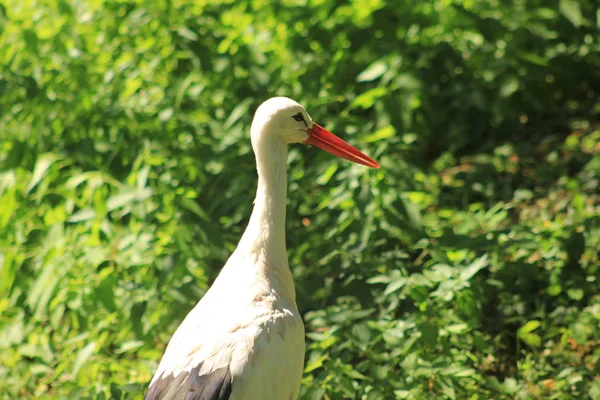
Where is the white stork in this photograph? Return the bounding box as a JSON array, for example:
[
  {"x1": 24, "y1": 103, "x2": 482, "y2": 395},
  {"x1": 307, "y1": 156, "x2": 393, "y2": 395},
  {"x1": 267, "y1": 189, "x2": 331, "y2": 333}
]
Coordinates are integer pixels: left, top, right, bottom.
[{"x1": 144, "y1": 97, "x2": 379, "y2": 400}]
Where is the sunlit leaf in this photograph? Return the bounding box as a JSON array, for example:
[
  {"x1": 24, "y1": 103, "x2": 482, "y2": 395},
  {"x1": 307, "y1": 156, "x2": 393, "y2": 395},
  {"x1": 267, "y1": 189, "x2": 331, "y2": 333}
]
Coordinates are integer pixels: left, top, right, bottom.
[
  {"x1": 350, "y1": 88, "x2": 388, "y2": 109},
  {"x1": 72, "y1": 342, "x2": 96, "y2": 376},
  {"x1": 359, "y1": 125, "x2": 395, "y2": 143},
  {"x1": 27, "y1": 154, "x2": 59, "y2": 193},
  {"x1": 518, "y1": 320, "x2": 541, "y2": 334},
  {"x1": 356, "y1": 61, "x2": 387, "y2": 82},
  {"x1": 559, "y1": 0, "x2": 583, "y2": 27},
  {"x1": 459, "y1": 254, "x2": 490, "y2": 281}
]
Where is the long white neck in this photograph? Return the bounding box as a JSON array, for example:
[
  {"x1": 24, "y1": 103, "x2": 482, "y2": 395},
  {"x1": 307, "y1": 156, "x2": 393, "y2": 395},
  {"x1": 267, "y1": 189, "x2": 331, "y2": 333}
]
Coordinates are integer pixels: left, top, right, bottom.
[
  {"x1": 236, "y1": 135, "x2": 294, "y2": 296},
  {"x1": 239, "y1": 137, "x2": 287, "y2": 253}
]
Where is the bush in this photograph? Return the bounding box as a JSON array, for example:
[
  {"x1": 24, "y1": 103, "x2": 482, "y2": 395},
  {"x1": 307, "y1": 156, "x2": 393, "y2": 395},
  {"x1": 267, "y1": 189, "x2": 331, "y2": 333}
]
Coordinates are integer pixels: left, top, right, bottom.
[{"x1": 1, "y1": 1, "x2": 599, "y2": 399}]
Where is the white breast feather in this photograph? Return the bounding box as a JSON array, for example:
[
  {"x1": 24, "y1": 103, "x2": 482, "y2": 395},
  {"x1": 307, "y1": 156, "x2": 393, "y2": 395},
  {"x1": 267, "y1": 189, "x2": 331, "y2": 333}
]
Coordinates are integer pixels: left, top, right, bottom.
[{"x1": 150, "y1": 252, "x2": 305, "y2": 400}]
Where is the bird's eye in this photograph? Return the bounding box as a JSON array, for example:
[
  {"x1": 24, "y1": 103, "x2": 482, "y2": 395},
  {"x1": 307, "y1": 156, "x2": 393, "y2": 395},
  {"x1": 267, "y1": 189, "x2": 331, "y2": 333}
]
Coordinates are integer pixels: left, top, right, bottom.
[{"x1": 291, "y1": 112, "x2": 304, "y2": 122}]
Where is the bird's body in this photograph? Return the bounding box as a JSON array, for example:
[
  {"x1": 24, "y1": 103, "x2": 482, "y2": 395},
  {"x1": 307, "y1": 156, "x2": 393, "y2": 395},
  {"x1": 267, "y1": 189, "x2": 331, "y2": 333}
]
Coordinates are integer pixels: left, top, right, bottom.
[
  {"x1": 145, "y1": 252, "x2": 304, "y2": 400},
  {"x1": 145, "y1": 97, "x2": 378, "y2": 400}
]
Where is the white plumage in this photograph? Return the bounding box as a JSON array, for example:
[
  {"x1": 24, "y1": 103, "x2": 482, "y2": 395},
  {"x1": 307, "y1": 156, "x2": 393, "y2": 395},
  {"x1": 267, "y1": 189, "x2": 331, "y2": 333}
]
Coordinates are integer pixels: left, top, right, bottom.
[{"x1": 145, "y1": 97, "x2": 379, "y2": 400}]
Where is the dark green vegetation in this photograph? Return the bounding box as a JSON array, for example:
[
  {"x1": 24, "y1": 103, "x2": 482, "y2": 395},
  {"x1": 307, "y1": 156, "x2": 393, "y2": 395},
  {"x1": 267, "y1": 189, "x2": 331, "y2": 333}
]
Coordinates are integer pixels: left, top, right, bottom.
[{"x1": 1, "y1": 1, "x2": 599, "y2": 399}]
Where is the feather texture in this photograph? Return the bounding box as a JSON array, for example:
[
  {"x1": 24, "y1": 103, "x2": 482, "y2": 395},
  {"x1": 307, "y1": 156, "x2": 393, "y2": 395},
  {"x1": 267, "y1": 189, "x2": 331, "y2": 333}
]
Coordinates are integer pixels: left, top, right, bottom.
[
  {"x1": 144, "y1": 364, "x2": 232, "y2": 400},
  {"x1": 144, "y1": 250, "x2": 305, "y2": 399}
]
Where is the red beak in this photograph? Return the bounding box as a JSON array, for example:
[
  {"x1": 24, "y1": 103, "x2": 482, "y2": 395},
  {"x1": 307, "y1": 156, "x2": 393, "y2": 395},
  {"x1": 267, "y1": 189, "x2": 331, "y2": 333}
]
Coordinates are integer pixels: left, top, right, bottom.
[{"x1": 303, "y1": 123, "x2": 380, "y2": 169}]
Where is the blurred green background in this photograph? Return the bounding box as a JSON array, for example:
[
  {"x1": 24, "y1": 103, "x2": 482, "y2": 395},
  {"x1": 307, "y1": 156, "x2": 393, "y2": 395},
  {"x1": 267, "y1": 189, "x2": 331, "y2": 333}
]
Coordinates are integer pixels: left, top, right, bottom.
[{"x1": 1, "y1": 0, "x2": 599, "y2": 399}]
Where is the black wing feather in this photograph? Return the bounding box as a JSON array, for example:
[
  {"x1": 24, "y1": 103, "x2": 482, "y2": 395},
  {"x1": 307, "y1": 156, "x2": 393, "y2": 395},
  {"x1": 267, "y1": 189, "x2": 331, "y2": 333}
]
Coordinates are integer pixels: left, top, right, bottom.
[
  {"x1": 144, "y1": 364, "x2": 232, "y2": 400},
  {"x1": 185, "y1": 365, "x2": 232, "y2": 400}
]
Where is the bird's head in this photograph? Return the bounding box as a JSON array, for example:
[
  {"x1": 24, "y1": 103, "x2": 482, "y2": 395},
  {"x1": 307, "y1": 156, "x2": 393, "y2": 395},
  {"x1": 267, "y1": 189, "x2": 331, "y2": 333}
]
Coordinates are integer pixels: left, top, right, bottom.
[{"x1": 251, "y1": 97, "x2": 379, "y2": 168}]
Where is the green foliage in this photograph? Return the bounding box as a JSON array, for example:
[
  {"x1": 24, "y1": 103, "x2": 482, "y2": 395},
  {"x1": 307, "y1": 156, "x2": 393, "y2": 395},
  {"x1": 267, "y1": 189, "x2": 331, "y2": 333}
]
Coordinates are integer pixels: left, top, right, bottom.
[{"x1": 1, "y1": 0, "x2": 599, "y2": 399}]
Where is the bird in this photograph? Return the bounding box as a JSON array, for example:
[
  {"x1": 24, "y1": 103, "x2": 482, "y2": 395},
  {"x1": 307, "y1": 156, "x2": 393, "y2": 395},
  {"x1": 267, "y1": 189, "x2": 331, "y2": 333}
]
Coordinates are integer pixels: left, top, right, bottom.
[{"x1": 144, "y1": 97, "x2": 379, "y2": 400}]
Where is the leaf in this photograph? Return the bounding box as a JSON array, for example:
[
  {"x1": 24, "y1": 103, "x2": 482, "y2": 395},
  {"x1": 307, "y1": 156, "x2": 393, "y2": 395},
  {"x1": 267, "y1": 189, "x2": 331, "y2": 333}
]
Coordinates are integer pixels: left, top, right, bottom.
[
  {"x1": 27, "y1": 153, "x2": 59, "y2": 193},
  {"x1": 547, "y1": 284, "x2": 562, "y2": 296},
  {"x1": 72, "y1": 342, "x2": 96, "y2": 376},
  {"x1": 224, "y1": 97, "x2": 253, "y2": 129},
  {"x1": 343, "y1": 367, "x2": 368, "y2": 380},
  {"x1": 137, "y1": 166, "x2": 150, "y2": 191},
  {"x1": 303, "y1": 385, "x2": 326, "y2": 400},
  {"x1": 500, "y1": 77, "x2": 519, "y2": 98},
  {"x1": 559, "y1": 0, "x2": 583, "y2": 27},
  {"x1": 431, "y1": 280, "x2": 460, "y2": 302},
  {"x1": 158, "y1": 107, "x2": 174, "y2": 121},
  {"x1": 384, "y1": 277, "x2": 407, "y2": 295},
  {"x1": 399, "y1": 194, "x2": 423, "y2": 234},
  {"x1": 520, "y1": 333, "x2": 542, "y2": 347},
  {"x1": 419, "y1": 322, "x2": 438, "y2": 345},
  {"x1": 120, "y1": 78, "x2": 142, "y2": 101},
  {"x1": 28, "y1": 264, "x2": 62, "y2": 318},
  {"x1": 518, "y1": 52, "x2": 549, "y2": 66},
  {"x1": 106, "y1": 189, "x2": 137, "y2": 211},
  {"x1": 459, "y1": 254, "x2": 490, "y2": 281},
  {"x1": 96, "y1": 268, "x2": 117, "y2": 312},
  {"x1": 518, "y1": 320, "x2": 541, "y2": 334},
  {"x1": 106, "y1": 187, "x2": 150, "y2": 211},
  {"x1": 350, "y1": 88, "x2": 388, "y2": 109},
  {"x1": 356, "y1": 61, "x2": 387, "y2": 82},
  {"x1": 394, "y1": 390, "x2": 410, "y2": 398},
  {"x1": 179, "y1": 196, "x2": 210, "y2": 221},
  {"x1": 360, "y1": 125, "x2": 395, "y2": 143},
  {"x1": 0, "y1": 252, "x2": 17, "y2": 294},
  {"x1": 67, "y1": 209, "x2": 96, "y2": 223},
  {"x1": 440, "y1": 366, "x2": 476, "y2": 377},
  {"x1": 366, "y1": 275, "x2": 392, "y2": 284},
  {"x1": 303, "y1": 354, "x2": 327, "y2": 374},
  {"x1": 351, "y1": 323, "x2": 371, "y2": 344},
  {"x1": 316, "y1": 164, "x2": 338, "y2": 185},
  {"x1": 567, "y1": 288, "x2": 584, "y2": 300},
  {"x1": 115, "y1": 340, "x2": 145, "y2": 354},
  {"x1": 445, "y1": 323, "x2": 469, "y2": 334}
]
